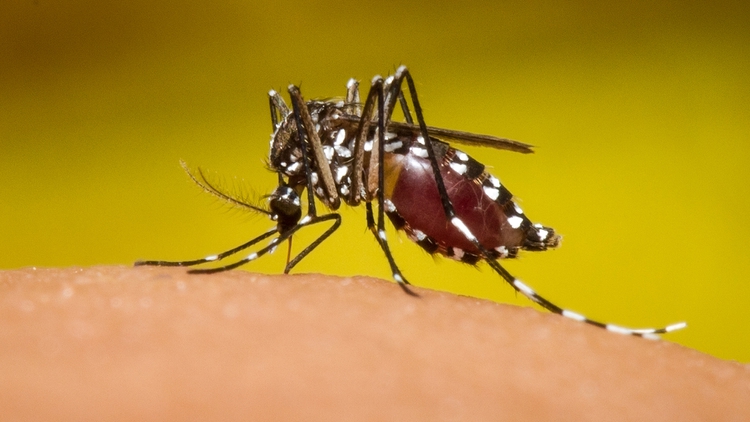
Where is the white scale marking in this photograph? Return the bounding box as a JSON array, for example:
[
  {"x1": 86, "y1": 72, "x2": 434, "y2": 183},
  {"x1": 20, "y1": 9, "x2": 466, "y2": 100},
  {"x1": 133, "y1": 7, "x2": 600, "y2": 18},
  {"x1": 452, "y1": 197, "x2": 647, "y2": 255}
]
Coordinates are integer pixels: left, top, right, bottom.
[
  {"x1": 347, "y1": 78, "x2": 357, "y2": 89},
  {"x1": 335, "y1": 146, "x2": 352, "y2": 158},
  {"x1": 489, "y1": 176, "x2": 501, "y2": 188},
  {"x1": 340, "y1": 185, "x2": 349, "y2": 195},
  {"x1": 483, "y1": 186, "x2": 500, "y2": 200},
  {"x1": 606, "y1": 325, "x2": 632, "y2": 335},
  {"x1": 335, "y1": 166, "x2": 348, "y2": 183},
  {"x1": 299, "y1": 215, "x2": 312, "y2": 225},
  {"x1": 450, "y1": 162, "x2": 467, "y2": 175},
  {"x1": 378, "y1": 230, "x2": 387, "y2": 241},
  {"x1": 514, "y1": 203, "x2": 524, "y2": 214},
  {"x1": 335, "y1": 129, "x2": 347, "y2": 145},
  {"x1": 393, "y1": 273, "x2": 404, "y2": 283},
  {"x1": 410, "y1": 146, "x2": 429, "y2": 158},
  {"x1": 451, "y1": 217, "x2": 477, "y2": 241},
  {"x1": 286, "y1": 162, "x2": 300, "y2": 172},
  {"x1": 364, "y1": 140, "x2": 373, "y2": 152},
  {"x1": 323, "y1": 145, "x2": 334, "y2": 161},
  {"x1": 666, "y1": 322, "x2": 687, "y2": 332},
  {"x1": 562, "y1": 310, "x2": 587, "y2": 322},
  {"x1": 456, "y1": 151, "x2": 469, "y2": 161},
  {"x1": 508, "y1": 215, "x2": 524, "y2": 229},
  {"x1": 384, "y1": 199, "x2": 396, "y2": 213},
  {"x1": 513, "y1": 279, "x2": 536, "y2": 297},
  {"x1": 385, "y1": 131, "x2": 398, "y2": 140},
  {"x1": 204, "y1": 254, "x2": 218, "y2": 262},
  {"x1": 384, "y1": 140, "x2": 403, "y2": 152},
  {"x1": 537, "y1": 228, "x2": 549, "y2": 240},
  {"x1": 246, "y1": 252, "x2": 259, "y2": 261},
  {"x1": 310, "y1": 172, "x2": 319, "y2": 185},
  {"x1": 412, "y1": 229, "x2": 426, "y2": 241},
  {"x1": 494, "y1": 246, "x2": 509, "y2": 258}
]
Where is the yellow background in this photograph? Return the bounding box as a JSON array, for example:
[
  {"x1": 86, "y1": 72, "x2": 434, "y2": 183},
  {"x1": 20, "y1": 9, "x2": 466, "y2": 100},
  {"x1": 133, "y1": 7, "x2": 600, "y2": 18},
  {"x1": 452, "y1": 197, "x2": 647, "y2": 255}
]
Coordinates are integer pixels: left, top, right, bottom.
[{"x1": 2, "y1": 1, "x2": 748, "y2": 362}]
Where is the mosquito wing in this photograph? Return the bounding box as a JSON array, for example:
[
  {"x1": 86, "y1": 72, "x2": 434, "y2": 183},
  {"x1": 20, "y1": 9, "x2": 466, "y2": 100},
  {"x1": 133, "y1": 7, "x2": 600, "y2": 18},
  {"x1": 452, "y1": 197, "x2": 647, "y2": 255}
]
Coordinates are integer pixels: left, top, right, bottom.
[{"x1": 337, "y1": 115, "x2": 534, "y2": 154}]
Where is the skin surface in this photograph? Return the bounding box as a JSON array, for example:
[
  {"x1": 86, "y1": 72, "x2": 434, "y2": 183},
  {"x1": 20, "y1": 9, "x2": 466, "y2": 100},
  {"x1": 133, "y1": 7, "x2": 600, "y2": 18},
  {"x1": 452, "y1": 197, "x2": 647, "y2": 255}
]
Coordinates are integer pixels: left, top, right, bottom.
[{"x1": 1, "y1": 266, "x2": 748, "y2": 421}]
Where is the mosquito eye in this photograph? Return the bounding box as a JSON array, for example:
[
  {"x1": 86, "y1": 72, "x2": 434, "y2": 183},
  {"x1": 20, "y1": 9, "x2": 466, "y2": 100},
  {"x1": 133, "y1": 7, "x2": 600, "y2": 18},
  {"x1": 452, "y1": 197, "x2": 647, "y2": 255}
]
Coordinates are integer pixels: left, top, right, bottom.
[{"x1": 269, "y1": 186, "x2": 301, "y2": 217}]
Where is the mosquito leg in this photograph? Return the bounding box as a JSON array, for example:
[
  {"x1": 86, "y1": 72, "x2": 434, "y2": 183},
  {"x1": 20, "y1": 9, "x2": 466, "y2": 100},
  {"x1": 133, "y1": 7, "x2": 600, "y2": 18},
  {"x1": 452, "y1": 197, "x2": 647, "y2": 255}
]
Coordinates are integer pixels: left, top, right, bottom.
[
  {"x1": 398, "y1": 91, "x2": 413, "y2": 124},
  {"x1": 188, "y1": 221, "x2": 309, "y2": 274},
  {"x1": 268, "y1": 89, "x2": 289, "y2": 130},
  {"x1": 284, "y1": 213, "x2": 342, "y2": 273},
  {"x1": 135, "y1": 228, "x2": 277, "y2": 268},
  {"x1": 350, "y1": 75, "x2": 383, "y2": 204},
  {"x1": 366, "y1": 203, "x2": 417, "y2": 296},
  {"x1": 345, "y1": 78, "x2": 361, "y2": 116},
  {"x1": 359, "y1": 79, "x2": 417, "y2": 295},
  {"x1": 387, "y1": 66, "x2": 684, "y2": 335},
  {"x1": 288, "y1": 85, "x2": 340, "y2": 210}
]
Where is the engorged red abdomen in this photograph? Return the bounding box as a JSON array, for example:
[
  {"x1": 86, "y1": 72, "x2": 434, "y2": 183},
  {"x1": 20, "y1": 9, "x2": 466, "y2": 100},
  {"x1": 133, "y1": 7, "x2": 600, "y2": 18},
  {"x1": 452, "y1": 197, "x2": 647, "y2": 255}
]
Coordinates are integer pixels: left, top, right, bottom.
[{"x1": 385, "y1": 152, "x2": 525, "y2": 254}]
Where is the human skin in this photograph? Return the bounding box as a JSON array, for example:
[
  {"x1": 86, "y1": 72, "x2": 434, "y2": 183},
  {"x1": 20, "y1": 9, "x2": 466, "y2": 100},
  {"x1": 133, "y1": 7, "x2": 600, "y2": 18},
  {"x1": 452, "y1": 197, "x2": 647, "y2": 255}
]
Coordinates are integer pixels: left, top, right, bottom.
[{"x1": 1, "y1": 266, "x2": 748, "y2": 421}]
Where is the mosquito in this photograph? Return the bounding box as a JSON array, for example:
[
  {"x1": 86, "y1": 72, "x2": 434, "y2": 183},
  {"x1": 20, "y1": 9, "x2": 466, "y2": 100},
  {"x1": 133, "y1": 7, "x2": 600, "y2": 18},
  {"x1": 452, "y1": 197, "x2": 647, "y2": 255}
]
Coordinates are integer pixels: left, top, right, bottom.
[{"x1": 136, "y1": 66, "x2": 686, "y2": 337}]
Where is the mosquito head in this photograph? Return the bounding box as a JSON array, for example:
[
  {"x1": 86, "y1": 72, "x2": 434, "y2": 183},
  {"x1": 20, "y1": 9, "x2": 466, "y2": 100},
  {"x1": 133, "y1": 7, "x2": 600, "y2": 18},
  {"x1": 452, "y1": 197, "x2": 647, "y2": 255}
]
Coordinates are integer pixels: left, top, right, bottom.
[{"x1": 268, "y1": 184, "x2": 302, "y2": 233}]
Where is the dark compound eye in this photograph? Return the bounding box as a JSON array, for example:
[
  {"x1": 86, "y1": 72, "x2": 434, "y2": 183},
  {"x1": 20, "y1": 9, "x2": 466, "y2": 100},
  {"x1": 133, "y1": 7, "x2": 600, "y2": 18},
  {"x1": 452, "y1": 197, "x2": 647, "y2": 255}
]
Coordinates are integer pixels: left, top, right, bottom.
[
  {"x1": 269, "y1": 185, "x2": 302, "y2": 232},
  {"x1": 136, "y1": 66, "x2": 686, "y2": 338}
]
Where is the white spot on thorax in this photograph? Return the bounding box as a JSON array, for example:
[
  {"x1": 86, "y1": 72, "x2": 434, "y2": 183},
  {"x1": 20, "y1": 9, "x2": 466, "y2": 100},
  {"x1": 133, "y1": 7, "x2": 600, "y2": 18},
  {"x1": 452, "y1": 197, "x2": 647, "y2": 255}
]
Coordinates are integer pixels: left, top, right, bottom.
[
  {"x1": 335, "y1": 166, "x2": 349, "y2": 183},
  {"x1": 335, "y1": 146, "x2": 352, "y2": 158},
  {"x1": 286, "y1": 162, "x2": 301, "y2": 172},
  {"x1": 335, "y1": 129, "x2": 347, "y2": 145}
]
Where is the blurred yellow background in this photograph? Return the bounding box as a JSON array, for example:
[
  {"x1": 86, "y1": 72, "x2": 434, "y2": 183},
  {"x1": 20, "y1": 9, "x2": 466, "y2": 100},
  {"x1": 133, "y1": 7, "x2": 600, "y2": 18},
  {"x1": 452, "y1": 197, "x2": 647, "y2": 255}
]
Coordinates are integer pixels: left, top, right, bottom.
[{"x1": 2, "y1": 1, "x2": 748, "y2": 362}]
